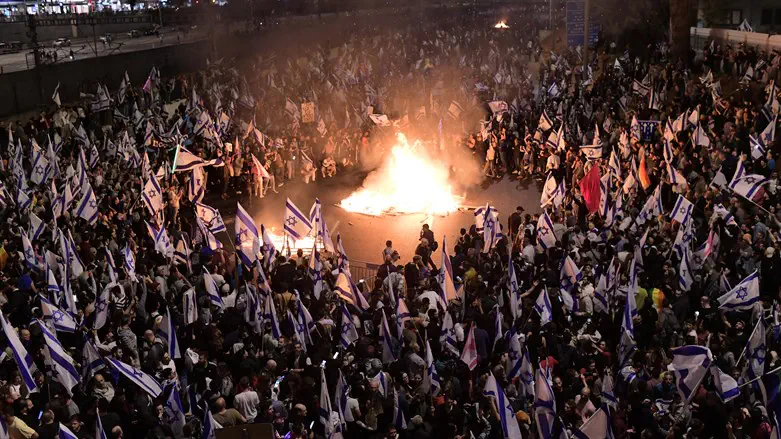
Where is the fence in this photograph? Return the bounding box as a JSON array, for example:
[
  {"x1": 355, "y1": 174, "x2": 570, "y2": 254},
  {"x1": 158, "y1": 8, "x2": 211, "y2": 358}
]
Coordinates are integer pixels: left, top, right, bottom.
[{"x1": 690, "y1": 27, "x2": 781, "y2": 53}]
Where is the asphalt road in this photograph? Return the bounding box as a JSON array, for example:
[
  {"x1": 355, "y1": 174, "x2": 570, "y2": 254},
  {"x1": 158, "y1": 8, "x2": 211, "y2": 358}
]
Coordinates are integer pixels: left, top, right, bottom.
[
  {"x1": 212, "y1": 171, "x2": 543, "y2": 265},
  {"x1": 0, "y1": 29, "x2": 206, "y2": 73}
]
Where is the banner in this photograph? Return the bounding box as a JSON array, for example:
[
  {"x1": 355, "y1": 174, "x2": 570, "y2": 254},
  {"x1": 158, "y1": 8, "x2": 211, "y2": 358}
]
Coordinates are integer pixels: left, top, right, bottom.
[{"x1": 301, "y1": 102, "x2": 316, "y2": 124}]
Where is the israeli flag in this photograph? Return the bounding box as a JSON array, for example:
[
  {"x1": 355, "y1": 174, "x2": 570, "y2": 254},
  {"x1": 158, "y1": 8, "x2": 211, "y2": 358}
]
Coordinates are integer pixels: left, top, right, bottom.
[
  {"x1": 157, "y1": 308, "x2": 181, "y2": 359},
  {"x1": 624, "y1": 261, "x2": 639, "y2": 334},
  {"x1": 162, "y1": 384, "x2": 186, "y2": 437},
  {"x1": 196, "y1": 217, "x2": 222, "y2": 251},
  {"x1": 717, "y1": 270, "x2": 760, "y2": 310},
  {"x1": 710, "y1": 365, "x2": 739, "y2": 403},
  {"x1": 535, "y1": 287, "x2": 553, "y2": 326},
  {"x1": 203, "y1": 269, "x2": 225, "y2": 310},
  {"x1": 39, "y1": 321, "x2": 80, "y2": 394},
  {"x1": 335, "y1": 371, "x2": 352, "y2": 425},
  {"x1": 538, "y1": 110, "x2": 553, "y2": 132},
  {"x1": 670, "y1": 195, "x2": 693, "y2": 225},
  {"x1": 608, "y1": 149, "x2": 621, "y2": 179},
  {"x1": 95, "y1": 409, "x2": 108, "y2": 439},
  {"x1": 481, "y1": 205, "x2": 500, "y2": 253},
  {"x1": 0, "y1": 312, "x2": 38, "y2": 392},
  {"x1": 188, "y1": 167, "x2": 205, "y2": 203},
  {"x1": 319, "y1": 368, "x2": 336, "y2": 437},
  {"x1": 425, "y1": 339, "x2": 441, "y2": 396},
  {"x1": 506, "y1": 333, "x2": 528, "y2": 386},
  {"x1": 672, "y1": 218, "x2": 694, "y2": 260},
  {"x1": 59, "y1": 423, "x2": 80, "y2": 439},
  {"x1": 260, "y1": 224, "x2": 276, "y2": 265},
  {"x1": 309, "y1": 244, "x2": 325, "y2": 300},
  {"x1": 534, "y1": 369, "x2": 556, "y2": 439},
  {"x1": 334, "y1": 270, "x2": 369, "y2": 312},
  {"x1": 575, "y1": 406, "x2": 614, "y2": 439},
  {"x1": 94, "y1": 282, "x2": 117, "y2": 331},
  {"x1": 393, "y1": 389, "x2": 407, "y2": 430},
  {"x1": 309, "y1": 198, "x2": 335, "y2": 253},
  {"x1": 182, "y1": 288, "x2": 198, "y2": 326},
  {"x1": 380, "y1": 311, "x2": 397, "y2": 364},
  {"x1": 30, "y1": 143, "x2": 50, "y2": 186},
  {"x1": 396, "y1": 297, "x2": 411, "y2": 336},
  {"x1": 142, "y1": 173, "x2": 164, "y2": 217},
  {"x1": 262, "y1": 295, "x2": 281, "y2": 339},
  {"x1": 744, "y1": 319, "x2": 766, "y2": 382},
  {"x1": 730, "y1": 174, "x2": 769, "y2": 200},
  {"x1": 82, "y1": 338, "x2": 105, "y2": 380},
  {"x1": 484, "y1": 373, "x2": 523, "y2": 439},
  {"x1": 440, "y1": 311, "x2": 459, "y2": 356},
  {"x1": 617, "y1": 329, "x2": 637, "y2": 368},
  {"x1": 195, "y1": 202, "x2": 226, "y2": 234},
  {"x1": 636, "y1": 184, "x2": 663, "y2": 225},
  {"x1": 679, "y1": 249, "x2": 695, "y2": 292},
  {"x1": 202, "y1": 405, "x2": 220, "y2": 439},
  {"x1": 668, "y1": 345, "x2": 712, "y2": 402},
  {"x1": 537, "y1": 211, "x2": 557, "y2": 250},
  {"x1": 122, "y1": 245, "x2": 136, "y2": 280},
  {"x1": 75, "y1": 182, "x2": 98, "y2": 225},
  {"x1": 21, "y1": 231, "x2": 38, "y2": 270},
  {"x1": 580, "y1": 144, "x2": 603, "y2": 160},
  {"x1": 295, "y1": 293, "x2": 315, "y2": 346},
  {"x1": 284, "y1": 198, "x2": 313, "y2": 240},
  {"x1": 336, "y1": 233, "x2": 350, "y2": 273},
  {"x1": 107, "y1": 357, "x2": 163, "y2": 398},
  {"x1": 439, "y1": 236, "x2": 459, "y2": 304},
  {"x1": 46, "y1": 267, "x2": 60, "y2": 294},
  {"x1": 340, "y1": 303, "x2": 359, "y2": 348},
  {"x1": 601, "y1": 374, "x2": 617, "y2": 409},
  {"x1": 40, "y1": 296, "x2": 78, "y2": 333},
  {"x1": 235, "y1": 202, "x2": 260, "y2": 266},
  {"x1": 172, "y1": 146, "x2": 224, "y2": 172},
  {"x1": 508, "y1": 250, "x2": 522, "y2": 319},
  {"x1": 559, "y1": 256, "x2": 583, "y2": 311},
  {"x1": 29, "y1": 212, "x2": 46, "y2": 241},
  {"x1": 541, "y1": 173, "x2": 565, "y2": 208}
]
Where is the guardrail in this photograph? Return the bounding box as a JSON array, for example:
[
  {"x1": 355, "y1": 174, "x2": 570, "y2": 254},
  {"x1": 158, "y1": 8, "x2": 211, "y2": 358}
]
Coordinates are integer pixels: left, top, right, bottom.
[{"x1": 690, "y1": 27, "x2": 781, "y2": 53}]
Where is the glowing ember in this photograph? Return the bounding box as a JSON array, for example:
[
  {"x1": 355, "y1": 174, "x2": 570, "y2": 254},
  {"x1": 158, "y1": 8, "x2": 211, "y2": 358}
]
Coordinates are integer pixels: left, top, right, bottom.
[
  {"x1": 494, "y1": 21, "x2": 510, "y2": 29},
  {"x1": 340, "y1": 133, "x2": 462, "y2": 216}
]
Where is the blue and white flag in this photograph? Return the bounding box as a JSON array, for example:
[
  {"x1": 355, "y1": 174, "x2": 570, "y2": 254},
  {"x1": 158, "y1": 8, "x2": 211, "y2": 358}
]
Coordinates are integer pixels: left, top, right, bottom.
[
  {"x1": 95, "y1": 409, "x2": 108, "y2": 439},
  {"x1": 751, "y1": 115, "x2": 776, "y2": 159},
  {"x1": 679, "y1": 248, "x2": 694, "y2": 291},
  {"x1": 601, "y1": 374, "x2": 617, "y2": 409},
  {"x1": 425, "y1": 339, "x2": 441, "y2": 396},
  {"x1": 163, "y1": 384, "x2": 186, "y2": 437},
  {"x1": 744, "y1": 319, "x2": 766, "y2": 382},
  {"x1": 319, "y1": 368, "x2": 335, "y2": 437},
  {"x1": 284, "y1": 198, "x2": 312, "y2": 240},
  {"x1": 672, "y1": 218, "x2": 694, "y2": 260},
  {"x1": 535, "y1": 287, "x2": 553, "y2": 326},
  {"x1": 340, "y1": 303, "x2": 359, "y2": 348},
  {"x1": 235, "y1": 202, "x2": 260, "y2": 266},
  {"x1": 559, "y1": 256, "x2": 582, "y2": 312},
  {"x1": 309, "y1": 198, "x2": 335, "y2": 253},
  {"x1": 195, "y1": 202, "x2": 226, "y2": 234},
  {"x1": 575, "y1": 406, "x2": 614, "y2": 439},
  {"x1": 196, "y1": 217, "x2": 222, "y2": 251},
  {"x1": 440, "y1": 311, "x2": 459, "y2": 356},
  {"x1": 188, "y1": 167, "x2": 205, "y2": 203},
  {"x1": 538, "y1": 110, "x2": 553, "y2": 131},
  {"x1": 30, "y1": 143, "x2": 50, "y2": 185},
  {"x1": 380, "y1": 311, "x2": 397, "y2": 364},
  {"x1": 541, "y1": 173, "x2": 565, "y2": 208},
  {"x1": 580, "y1": 144, "x2": 603, "y2": 160},
  {"x1": 93, "y1": 282, "x2": 116, "y2": 330},
  {"x1": 21, "y1": 231, "x2": 38, "y2": 270},
  {"x1": 493, "y1": 309, "x2": 504, "y2": 351},
  {"x1": 506, "y1": 333, "x2": 526, "y2": 383},
  {"x1": 203, "y1": 269, "x2": 224, "y2": 310},
  {"x1": 439, "y1": 236, "x2": 459, "y2": 304},
  {"x1": 172, "y1": 146, "x2": 223, "y2": 172},
  {"x1": 16, "y1": 187, "x2": 31, "y2": 210},
  {"x1": 309, "y1": 244, "x2": 325, "y2": 300},
  {"x1": 508, "y1": 249, "x2": 522, "y2": 319},
  {"x1": 537, "y1": 210, "x2": 557, "y2": 249},
  {"x1": 59, "y1": 423, "x2": 79, "y2": 439},
  {"x1": 666, "y1": 160, "x2": 686, "y2": 186},
  {"x1": 617, "y1": 329, "x2": 637, "y2": 368},
  {"x1": 334, "y1": 270, "x2": 369, "y2": 312},
  {"x1": 668, "y1": 345, "x2": 712, "y2": 402},
  {"x1": 142, "y1": 173, "x2": 164, "y2": 218},
  {"x1": 636, "y1": 184, "x2": 663, "y2": 225},
  {"x1": 262, "y1": 295, "x2": 281, "y2": 339},
  {"x1": 484, "y1": 373, "x2": 523, "y2": 439},
  {"x1": 260, "y1": 224, "x2": 276, "y2": 264},
  {"x1": 0, "y1": 312, "x2": 38, "y2": 392},
  {"x1": 730, "y1": 174, "x2": 768, "y2": 200},
  {"x1": 29, "y1": 212, "x2": 46, "y2": 241},
  {"x1": 107, "y1": 357, "x2": 163, "y2": 397},
  {"x1": 481, "y1": 204, "x2": 500, "y2": 253},
  {"x1": 335, "y1": 371, "x2": 352, "y2": 425},
  {"x1": 40, "y1": 296, "x2": 78, "y2": 333},
  {"x1": 183, "y1": 288, "x2": 198, "y2": 326},
  {"x1": 104, "y1": 249, "x2": 118, "y2": 283},
  {"x1": 336, "y1": 233, "x2": 350, "y2": 273},
  {"x1": 717, "y1": 270, "x2": 760, "y2": 310},
  {"x1": 46, "y1": 267, "x2": 60, "y2": 294},
  {"x1": 39, "y1": 321, "x2": 80, "y2": 394},
  {"x1": 534, "y1": 369, "x2": 556, "y2": 439},
  {"x1": 202, "y1": 404, "x2": 219, "y2": 439},
  {"x1": 710, "y1": 365, "x2": 739, "y2": 403},
  {"x1": 670, "y1": 195, "x2": 693, "y2": 225},
  {"x1": 82, "y1": 338, "x2": 105, "y2": 380},
  {"x1": 123, "y1": 245, "x2": 136, "y2": 280},
  {"x1": 75, "y1": 182, "x2": 98, "y2": 224},
  {"x1": 157, "y1": 308, "x2": 181, "y2": 359},
  {"x1": 396, "y1": 298, "x2": 411, "y2": 336}
]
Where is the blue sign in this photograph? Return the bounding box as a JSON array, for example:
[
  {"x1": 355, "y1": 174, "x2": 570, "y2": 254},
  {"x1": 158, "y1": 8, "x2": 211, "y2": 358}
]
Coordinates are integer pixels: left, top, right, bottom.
[{"x1": 566, "y1": 0, "x2": 599, "y2": 48}]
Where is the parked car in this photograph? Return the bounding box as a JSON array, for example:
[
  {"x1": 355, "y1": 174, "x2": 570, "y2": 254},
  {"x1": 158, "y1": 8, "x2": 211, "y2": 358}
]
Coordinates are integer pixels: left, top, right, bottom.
[
  {"x1": 53, "y1": 38, "x2": 71, "y2": 47},
  {"x1": 127, "y1": 30, "x2": 141, "y2": 38},
  {"x1": 142, "y1": 26, "x2": 160, "y2": 36}
]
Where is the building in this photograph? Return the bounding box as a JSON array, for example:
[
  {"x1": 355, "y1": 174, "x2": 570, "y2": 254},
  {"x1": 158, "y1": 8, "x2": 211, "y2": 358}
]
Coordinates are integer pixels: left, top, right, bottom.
[{"x1": 696, "y1": 0, "x2": 781, "y2": 33}]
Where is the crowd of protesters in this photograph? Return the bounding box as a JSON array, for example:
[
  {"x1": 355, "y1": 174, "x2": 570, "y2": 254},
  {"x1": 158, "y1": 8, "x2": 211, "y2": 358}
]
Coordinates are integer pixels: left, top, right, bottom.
[{"x1": 0, "y1": 12, "x2": 780, "y2": 439}]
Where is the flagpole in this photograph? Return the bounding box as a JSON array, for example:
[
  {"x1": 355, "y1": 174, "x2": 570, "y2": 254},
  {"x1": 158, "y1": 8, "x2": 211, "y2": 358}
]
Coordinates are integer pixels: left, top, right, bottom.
[
  {"x1": 735, "y1": 317, "x2": 762, "y2": 367},
  {"x1": 738, "y1": 364, "x2": 781, "y2": 390}
]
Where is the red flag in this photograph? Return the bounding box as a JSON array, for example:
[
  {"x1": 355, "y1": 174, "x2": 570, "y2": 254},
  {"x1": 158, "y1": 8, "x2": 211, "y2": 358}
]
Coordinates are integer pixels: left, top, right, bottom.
[
  {"x1": 579, "y1": 164, "x2": 601, "y2": 213},
  {"x1": 460, "y1": 325, "x2": 478, "y2": 370}
]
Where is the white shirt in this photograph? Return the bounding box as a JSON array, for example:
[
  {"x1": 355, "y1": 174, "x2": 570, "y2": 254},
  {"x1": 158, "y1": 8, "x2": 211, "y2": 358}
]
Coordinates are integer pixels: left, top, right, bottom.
[{"x1": 233, "y1": 390, "x2": 260, "y2": 422}]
